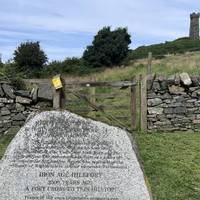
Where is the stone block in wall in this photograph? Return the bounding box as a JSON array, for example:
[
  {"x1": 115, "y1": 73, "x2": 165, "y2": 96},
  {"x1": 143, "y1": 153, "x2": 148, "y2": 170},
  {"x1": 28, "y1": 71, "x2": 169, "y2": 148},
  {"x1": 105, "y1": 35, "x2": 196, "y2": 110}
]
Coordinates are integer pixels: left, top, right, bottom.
[
  {"x1": 169, "y1": 85, "x2": 185, "y2": 95},
  {"x1": 194, "y1": 100, "x2": 200, "y2": 107},
  {"x1": 171, "y1": 117, "x2": 191, "y2": 124},
  {"x1": 1, "y1": 107, "x2": 11, "y2": 116},
  {"x1": 186, "y1": 103, "x2": 194, "y2": 108},
  {"x1": 147, "y1": 115, "x2": 157, "y2": 122},
  {"x1": 152, "y1": 81, "x2": 161, "y2": 92},
  {"x1": 193, "y1": 119, "x2": 200, "y2": 124},
  {"x1": 12, "y1": 121, "x2": 24, "y2": 126},
  {"x1": 161, "y1": 93, "x2": 172, "y2": 100},
  {"x1": 191, "y1": 76, "x2": 200, "y2": 87},
  {"x1": 186, "y1": 99, "x2": 196, "y2": 103},
  {"x1": 196, "y1": 114, "x2": 200, "y2": 119},
  {"x1": 147, "y1": 75, "x2": 155, "y2": 91},
  {"x1": 189, "y1": 87, "x2": 199, "y2": 92},
  {"x1": 156, "y1": 75, "x2": 168, "y2": 90},
  {"x1": 14, "y1": 90, "x2": 30, "y2": 98},
  {"x1": 22, "y1": 111, "x2": 32, "y2": 118},
  {"x1": 16, "y1": 96, "x2": 32, "y2": 104},
  {"x1": 173, "y1": 107, "x2": 186, "y2": 114},
  {"x1": 3, "y1": 120, "x2": 12, "y2": 128},
  {"x1": 0, "y1": 98, "x2": 14, "y2": 104},
  {"x1": 12, "y1": 113, "x2": 26, "y2": 121},
  {"x1": 159, "y1": 103, "x2": 168, "y2": 108},
  {"x1": 173, "y1": 96, "x2": 185, "y2": 102},
  {"x1": 187, "y1": 108, "x2": 198, "y2": 114},
  {"x1": 180, "y1": 73, "x2": 192, "y2": 86},
  {"x1": 185, "y1": 101, "x2": 195, "y2": 108},
  {"x1": 164, "y1": 108, "x2": 174, "y2": 114},
  {"x1": 160, "y1": 81, "x2": 168, "y2": 90},
  {"x1": 32, "y1": 101, "x2": 52, "y2": 109},
  {"x1": 15, "y1": 103, "x2": 25, "y2": 112},
  {"x1": 0, "y1": 85, "x2": 4, "y2": 97},
  {"x1": 0, "y1": 115, "x2": 11, "y2": 120},
  {"x1": 166, "y1": 114, "x2": 176, "y2": 119},
  {"x1": 164, "y1": 107, "x2": 187, "y2": 114},
  {"x1": 147, "y1": 92, "x2": 157, "y2": 99},
  {"x1": 174, "y1": 74, "x2": 181, "y2": 85},
  {"x1": 194, "y1": 109, "x2": 200, "y2": 114},
  {"x1": 147, "y1": 98, "x2": 162, "y2": 106},
  {"x1": 11, "y1": 113, "x2": 15, "y2": 117},
  {"x1": 163, "y1": 99, "x2": 173, "y2": 104},
  {"x1": 0, "y1": 121, "x2": 3, "y2": 128},
  {"x1": 187, "y1": 115, "x2": 196, "y2": 120},
  {"x1": 4, "y1": 126, "x2": 20, "y2": 135},
  {"x1": 191, "y1": 90, "x2": 200, "y2": 98},
  {"x1": 148, "y1": 107, "x2": 163, "y2": 115},
  {"x1": 167, "y1": 75, "x2": 175, "y2": 85},
  {"x1": 0, "y1": 103, "x2": 4, "y2": 107},
  {"x1": 30, "y1": 87, "x2": 38, "y2": 102},
  {"x1": 0, "y1": 127, "x2": 9, "y2": 135},
  {"x1": 167, "y1": 102, "x2": 183, "y2": 108},
  {"x1": 6, "y1": 104, "x2": 15, "y2": 111},
  {"x1": 38, "y1": 85, "x2": 53, "y2": 101},
  {"x1": 2, "y1": 84, "x2": 15, "y2": 99},
  {"x1": 154, "y1": 120, "x2": 171, "y2": 126},
  {"x1": 157, "y1": 114, "x2": 167, "y2": 121},
  {"x1": 155, "y1": 75, "x2": 166, "y2": 82}
]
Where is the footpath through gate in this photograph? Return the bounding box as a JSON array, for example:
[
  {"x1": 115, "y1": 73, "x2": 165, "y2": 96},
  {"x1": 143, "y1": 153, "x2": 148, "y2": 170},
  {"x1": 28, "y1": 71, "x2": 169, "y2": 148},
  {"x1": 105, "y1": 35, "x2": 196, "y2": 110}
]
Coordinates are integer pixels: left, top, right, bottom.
[{"x1": 25, "y1": 76, "x2": 148, "y2": 132}]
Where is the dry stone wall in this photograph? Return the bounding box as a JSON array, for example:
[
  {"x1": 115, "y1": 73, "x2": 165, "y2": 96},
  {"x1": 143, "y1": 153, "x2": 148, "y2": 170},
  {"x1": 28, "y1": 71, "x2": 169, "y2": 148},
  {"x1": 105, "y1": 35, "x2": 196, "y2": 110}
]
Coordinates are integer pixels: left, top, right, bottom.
[
  {"x1": 147, "y1": 73, "x2": 200, "y2": 132},
  {"x1": 0, "y1": 83, "x2": 53, "y2": 136}
]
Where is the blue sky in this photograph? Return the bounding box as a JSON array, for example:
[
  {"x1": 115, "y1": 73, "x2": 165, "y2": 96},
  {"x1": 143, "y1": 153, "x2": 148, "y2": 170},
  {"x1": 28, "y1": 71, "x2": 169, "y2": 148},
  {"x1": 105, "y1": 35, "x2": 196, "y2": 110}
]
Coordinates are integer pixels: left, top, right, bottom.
[{"x1": 0, "y1": 0, "x2": 199, "y2": 62}]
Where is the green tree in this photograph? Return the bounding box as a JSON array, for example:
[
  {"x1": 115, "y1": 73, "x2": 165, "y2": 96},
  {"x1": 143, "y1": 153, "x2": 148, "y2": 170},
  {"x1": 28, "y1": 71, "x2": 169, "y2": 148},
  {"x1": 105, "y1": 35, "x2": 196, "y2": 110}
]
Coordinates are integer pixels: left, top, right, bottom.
[
  {"x1": 13, "y1": 41, "x2": 48, "y2": 71},
  {"x1": 83, "y1": 27, "x2": 131, "y2": 68},
  {"x1": 0, "y1": 53, "x2": 3, "y2": 68}
]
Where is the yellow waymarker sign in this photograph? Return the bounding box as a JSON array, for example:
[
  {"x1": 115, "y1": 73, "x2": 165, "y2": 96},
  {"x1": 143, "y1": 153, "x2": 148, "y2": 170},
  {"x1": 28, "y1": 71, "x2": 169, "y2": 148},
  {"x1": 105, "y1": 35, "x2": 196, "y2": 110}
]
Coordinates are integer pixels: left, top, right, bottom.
[{"x1": 52, "y1": 75, "x2": 63, "y2": 89}]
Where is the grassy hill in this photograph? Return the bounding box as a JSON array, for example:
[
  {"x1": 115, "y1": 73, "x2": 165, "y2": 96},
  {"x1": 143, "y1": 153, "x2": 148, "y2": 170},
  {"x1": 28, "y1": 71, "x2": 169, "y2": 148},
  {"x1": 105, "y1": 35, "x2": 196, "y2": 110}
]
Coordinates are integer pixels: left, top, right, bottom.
[
  {"x1": 64, "y1": 50, "x2": 200, "y2": 82},
  {"x1": 128, "y1": 37, "x2": 200, "y2": 60}
]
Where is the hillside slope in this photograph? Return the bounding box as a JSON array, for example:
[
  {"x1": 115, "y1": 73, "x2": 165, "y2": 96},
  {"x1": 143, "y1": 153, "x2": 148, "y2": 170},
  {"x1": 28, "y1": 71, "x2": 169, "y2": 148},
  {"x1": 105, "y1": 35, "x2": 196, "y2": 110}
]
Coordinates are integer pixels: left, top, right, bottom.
[
  {"x1": 129, "y1": 37, "x2": 200, "y2": 60},
  {"x1": 65, "y1": 50, "x2": 200, "y2": 82}
]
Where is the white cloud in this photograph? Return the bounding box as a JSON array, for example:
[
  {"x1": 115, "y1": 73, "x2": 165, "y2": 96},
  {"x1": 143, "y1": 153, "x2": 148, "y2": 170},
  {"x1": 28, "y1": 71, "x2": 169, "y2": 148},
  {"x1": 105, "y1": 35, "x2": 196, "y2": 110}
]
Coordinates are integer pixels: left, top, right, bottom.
[{"x1": 0, "y1": 0, "x2": 200, "y2": 61}]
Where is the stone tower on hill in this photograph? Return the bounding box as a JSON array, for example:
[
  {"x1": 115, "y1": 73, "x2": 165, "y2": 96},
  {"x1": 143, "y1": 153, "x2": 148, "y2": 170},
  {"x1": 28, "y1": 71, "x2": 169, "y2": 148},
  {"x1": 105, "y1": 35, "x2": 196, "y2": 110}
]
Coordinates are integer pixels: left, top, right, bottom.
[{"x1": 189, "y1": 12, "x2": 200, "y2": 40}]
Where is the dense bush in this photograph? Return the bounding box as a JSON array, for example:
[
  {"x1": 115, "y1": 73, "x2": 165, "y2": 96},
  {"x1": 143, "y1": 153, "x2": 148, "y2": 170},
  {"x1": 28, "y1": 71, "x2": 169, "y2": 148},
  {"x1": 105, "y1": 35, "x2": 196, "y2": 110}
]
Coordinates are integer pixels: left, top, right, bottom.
[
  {"x1": 83, "y1": 27, "x2": 131, "y2": 68},
  {"x1": 129, "y1": 37, "x2": 200, "y2": 60},
  {"x1": 0, "y1": 63, "x2": 26, "y2": 88},
  {"x1": 41, "y1": 57, "x2": 100, "y2": 77},
  {"x1": 13, "y1": 41, "x2": 48, "y2": 73}
]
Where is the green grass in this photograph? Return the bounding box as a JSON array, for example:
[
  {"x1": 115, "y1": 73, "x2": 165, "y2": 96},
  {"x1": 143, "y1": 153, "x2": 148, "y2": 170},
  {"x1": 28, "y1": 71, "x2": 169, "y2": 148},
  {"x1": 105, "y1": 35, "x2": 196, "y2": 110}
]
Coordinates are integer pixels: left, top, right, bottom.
[
  {"x1": 137, "y1": 132, "x2": 200, "y2": 200},
  {"x1": 0, "y1": 135, "x2": 14, "y2": 159},
  {"x1": 59, "y1": 51, "x2": 200, "y2": 83}
]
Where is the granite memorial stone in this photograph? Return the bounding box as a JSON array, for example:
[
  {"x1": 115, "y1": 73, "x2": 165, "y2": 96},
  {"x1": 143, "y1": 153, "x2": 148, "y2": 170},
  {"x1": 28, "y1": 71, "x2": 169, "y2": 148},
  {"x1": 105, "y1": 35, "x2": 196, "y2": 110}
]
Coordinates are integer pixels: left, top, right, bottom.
[{"x1": 0, "y1": 111, "x2": 151, "y2": 200}]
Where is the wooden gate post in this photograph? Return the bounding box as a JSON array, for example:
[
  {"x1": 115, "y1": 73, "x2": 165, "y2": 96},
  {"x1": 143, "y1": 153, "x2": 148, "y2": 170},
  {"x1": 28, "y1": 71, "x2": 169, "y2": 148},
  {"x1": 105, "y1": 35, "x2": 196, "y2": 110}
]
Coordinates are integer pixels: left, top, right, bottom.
[
  {"x1": 140, "y1": 75, "x2": 147, "y2": 132},
  {"x1": 130, "y1": 77, "x2": 137, "y2": 130},
  {"x1": 147, "y1": 52, "x2": 152, "y2": 75},
  {"x1": 90, "y1": 87, "x2": 96, "y2": 117},
  {"x1": 53, "y1": 89, "x2": 61, "y2": 110},
  {"x1": 52, "y1": 75, "x2": 65, "y2": 110}
]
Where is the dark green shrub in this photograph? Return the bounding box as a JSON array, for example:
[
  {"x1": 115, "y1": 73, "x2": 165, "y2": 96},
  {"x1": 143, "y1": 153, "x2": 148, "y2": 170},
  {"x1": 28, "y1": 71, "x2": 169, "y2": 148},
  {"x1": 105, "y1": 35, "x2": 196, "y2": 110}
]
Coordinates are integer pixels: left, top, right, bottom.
[
  {"x1": 13, "y1": 41, "x2": 48, "y2": 72},
  {"x1": 83, "y1": 27, "x2": 131, "y2": 68}
]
